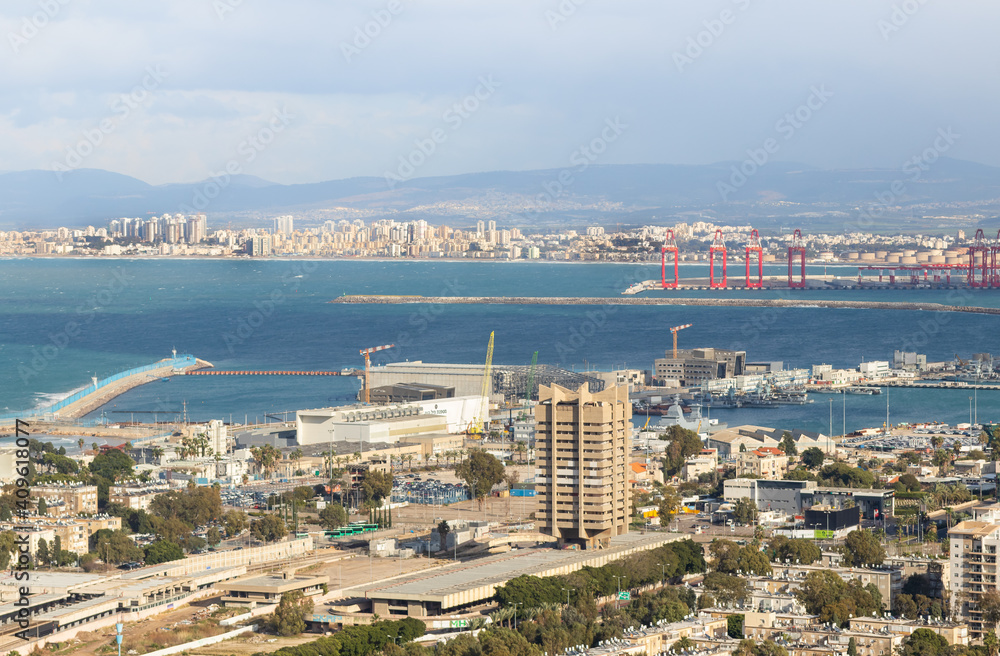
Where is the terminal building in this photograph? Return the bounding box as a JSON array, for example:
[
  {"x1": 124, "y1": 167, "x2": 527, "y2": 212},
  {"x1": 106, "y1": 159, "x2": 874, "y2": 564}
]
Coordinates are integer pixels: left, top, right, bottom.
[
  {"x1": 295, "y1": 395, "x2": 482, "y2": 446},
  {"x1": 535, "y1": 383, "x2": 631, "y2": 550}
]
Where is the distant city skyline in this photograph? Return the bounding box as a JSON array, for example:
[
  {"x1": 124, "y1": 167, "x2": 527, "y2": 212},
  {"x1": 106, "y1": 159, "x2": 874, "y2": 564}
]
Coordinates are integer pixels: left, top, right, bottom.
[{"x1": 0, "y1": 1, "x2": 996, "y2": 185}]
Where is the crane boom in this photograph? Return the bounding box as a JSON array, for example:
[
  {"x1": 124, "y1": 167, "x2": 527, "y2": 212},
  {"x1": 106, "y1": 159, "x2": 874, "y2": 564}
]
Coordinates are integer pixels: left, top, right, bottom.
[
  {"x1": 471, "y1": 332, "x2": 495, "y2": 434},
  {"x1": 360, "y1": 344, "x2": 395, "y2": 404},
  {"x1": 669, "y1": 323, "x2": 693, "y2": 359}
]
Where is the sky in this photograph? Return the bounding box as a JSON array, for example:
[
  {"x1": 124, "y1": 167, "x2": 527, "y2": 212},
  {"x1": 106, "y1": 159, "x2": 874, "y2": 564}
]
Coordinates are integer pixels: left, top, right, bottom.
[{"x1": 0, "y1": 0, "x2": 996, "y2": 185}]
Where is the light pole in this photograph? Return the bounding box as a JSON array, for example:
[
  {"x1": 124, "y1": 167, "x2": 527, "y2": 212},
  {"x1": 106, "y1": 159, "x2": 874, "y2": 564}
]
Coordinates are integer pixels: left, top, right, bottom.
[
  {"x1": 513, "y1": 602, "x2": 522, "y2": 630},
  {"x1": 660, "y1": 563, "x2": 667, "y2": 586},
  {"x1": 613, "y1": 575, "x2": 626, "y2": 609},
  {"x1": 562, "y1": 587, "x2": 572, "y2": 605}
]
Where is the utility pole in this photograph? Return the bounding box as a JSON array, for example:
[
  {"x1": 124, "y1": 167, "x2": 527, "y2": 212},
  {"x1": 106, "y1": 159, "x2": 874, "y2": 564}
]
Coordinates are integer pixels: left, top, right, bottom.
[{"x1": 613, "y1": 575, "x2": 626, "y2": 609}]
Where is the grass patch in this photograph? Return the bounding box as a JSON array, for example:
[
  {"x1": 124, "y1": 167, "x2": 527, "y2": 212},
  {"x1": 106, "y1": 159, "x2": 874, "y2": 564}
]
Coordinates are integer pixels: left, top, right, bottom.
[{"x1": 120, "y1": 619, "x2": 229, "y2": 654}]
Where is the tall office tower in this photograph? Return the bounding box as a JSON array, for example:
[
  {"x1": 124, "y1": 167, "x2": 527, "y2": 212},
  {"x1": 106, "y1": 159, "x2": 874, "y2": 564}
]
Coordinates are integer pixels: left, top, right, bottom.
[
  {"x1": 487, "y1": 220, "x2": 496, "y2": 232},
  {"x1": 476, "y1": 220, "x2": 485, "y2": 237},
  {"x1": 535, "y1": 383, "x2": 631, "y2": 549},
  {"x1": 276, "y1": 215, "x2": 294, "y2": 235}
]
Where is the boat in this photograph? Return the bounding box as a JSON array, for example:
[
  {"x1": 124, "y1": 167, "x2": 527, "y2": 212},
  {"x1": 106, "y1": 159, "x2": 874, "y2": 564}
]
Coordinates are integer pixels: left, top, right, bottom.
[
  {"x1": 845, "y1": 386, "x2": 880, "y2": 395},
  {"x1": 653, "y1": 396, "x2": 727, "y2": 434}
]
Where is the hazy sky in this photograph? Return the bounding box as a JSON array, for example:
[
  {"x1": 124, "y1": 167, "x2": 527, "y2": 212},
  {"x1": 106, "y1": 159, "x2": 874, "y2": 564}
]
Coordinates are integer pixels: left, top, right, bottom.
[{"x1": 1, "y1": 0, "x2": 996, "y2": 185}]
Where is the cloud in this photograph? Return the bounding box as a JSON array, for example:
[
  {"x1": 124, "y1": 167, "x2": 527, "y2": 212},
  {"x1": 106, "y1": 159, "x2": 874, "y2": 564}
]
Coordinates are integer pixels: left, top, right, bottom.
[{"x1": 0, "y1": 0, "x2": 997, "y2": 184}]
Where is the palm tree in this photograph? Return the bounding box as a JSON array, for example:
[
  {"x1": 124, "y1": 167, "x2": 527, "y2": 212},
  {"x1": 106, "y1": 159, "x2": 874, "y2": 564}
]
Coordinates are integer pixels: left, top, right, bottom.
[
  {"x1": 77, "y1": 438, "x2": 85, "y2": 452},
  {"x1": 91, "y1": 442, "x2": 98, "y2": 453},
  {"x1": 151, "y1": 446, "x2": 164, "y2": 464},
  {"x1": 405, "y1": 454, "x2": 414, "y2": 470}
]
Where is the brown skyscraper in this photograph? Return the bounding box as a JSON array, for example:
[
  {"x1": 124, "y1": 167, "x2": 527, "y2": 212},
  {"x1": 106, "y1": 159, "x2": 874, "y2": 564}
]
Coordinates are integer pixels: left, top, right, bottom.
[{"x1": 535, "y1": 383, "x2": 631, "y2": 549}]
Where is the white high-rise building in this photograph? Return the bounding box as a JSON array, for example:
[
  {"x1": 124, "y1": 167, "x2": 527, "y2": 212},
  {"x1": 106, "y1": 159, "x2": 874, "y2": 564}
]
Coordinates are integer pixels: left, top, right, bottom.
[{"x1": 276, "y1": 215, "x2": 295, "y2": 235}]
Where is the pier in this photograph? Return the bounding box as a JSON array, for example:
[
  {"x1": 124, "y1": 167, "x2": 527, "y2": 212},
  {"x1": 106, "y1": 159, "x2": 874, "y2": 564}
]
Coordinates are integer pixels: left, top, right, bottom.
[
  {"x1": 0, "y1": 354, "x2": 211, "y2": 425},
  {"x1": 186, "y1": 370, "x2": 359, "y2": 376},
  {"x1": 330, "y1": 295, "x2": 1000, "y2": 316}
]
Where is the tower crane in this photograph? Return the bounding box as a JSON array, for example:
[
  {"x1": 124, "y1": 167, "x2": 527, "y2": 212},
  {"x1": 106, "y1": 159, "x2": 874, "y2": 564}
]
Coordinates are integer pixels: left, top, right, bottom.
[
  {"x1": 522, "y1": 351, "x2": 538, "y2": 419},
  {"x1": 469, "y1": 332, "x2": 495, "y2": 435},
  {"x1": 670, "y1": 324, "x2": 693, "y2": 359},
  {"x1": 360, "y1": 344, "x2": 394, "y2": 404}
]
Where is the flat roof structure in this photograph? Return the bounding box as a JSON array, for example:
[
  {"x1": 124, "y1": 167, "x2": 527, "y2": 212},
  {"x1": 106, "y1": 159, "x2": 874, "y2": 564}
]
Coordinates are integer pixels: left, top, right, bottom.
[{"x1": 360, "y1": 532, "x2": 686, "y2": 617}]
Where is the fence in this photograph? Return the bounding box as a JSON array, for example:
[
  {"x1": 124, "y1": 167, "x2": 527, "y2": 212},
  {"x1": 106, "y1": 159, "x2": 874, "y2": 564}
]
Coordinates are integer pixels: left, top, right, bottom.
[{"x1": 1, "y1": 354, "x2": 196, "y2": 421}]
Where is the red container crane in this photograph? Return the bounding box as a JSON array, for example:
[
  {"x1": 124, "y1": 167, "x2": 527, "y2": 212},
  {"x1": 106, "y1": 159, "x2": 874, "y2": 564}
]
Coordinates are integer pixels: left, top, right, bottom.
[
  {"x1": 709, "y1": 229, "x2": 727, "y2": 289},
  {"x1": 969, "y1": 229, "x2": 990, "y2": 288},
  {"x1": 788, "y1": 229, "x2": 807, "y2": 289},
  {"x1": 661, "y1": 229, "x2": 679, "y2": 289},
  {"x1": 745, "y1": 229, "x2": 763, "y2": 289}
]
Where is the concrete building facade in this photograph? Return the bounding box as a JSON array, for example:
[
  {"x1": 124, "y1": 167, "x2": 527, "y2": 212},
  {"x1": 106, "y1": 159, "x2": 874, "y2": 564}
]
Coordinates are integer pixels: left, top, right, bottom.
[
  {"x1": 535, "y1": 383, "x2": 631, "y2": 549},
  {"x1": 653, "y1": 348, "x2": 746, "y2": 386}
]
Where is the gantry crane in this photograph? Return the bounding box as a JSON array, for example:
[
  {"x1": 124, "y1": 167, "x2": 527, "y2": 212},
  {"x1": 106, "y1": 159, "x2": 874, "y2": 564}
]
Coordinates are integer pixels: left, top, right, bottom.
[
  {"x1": 360, "y1": 344, "x2": 394, "y2": 404},
  {"x1": 670, "y1": 324, "x2": 692, "y2": 359},
  {"x1": 469, "y1": 332, "x2": 495, "y2": 435}
]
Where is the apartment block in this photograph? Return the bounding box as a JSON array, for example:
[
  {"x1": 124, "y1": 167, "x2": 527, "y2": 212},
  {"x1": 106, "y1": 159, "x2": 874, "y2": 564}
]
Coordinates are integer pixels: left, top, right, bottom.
[
  {"x1": 535, "y1": 383, "x2": 630, "y2": 549},
  {"x1": 949, "y1": 518, "x2": 1000, "y2": 636},
  {"x1": 736, "y1": 447, "x2": 789, "y2": 480},
  {"x1": 32, "y1": 483, "x2": 98, "y2": 516}
]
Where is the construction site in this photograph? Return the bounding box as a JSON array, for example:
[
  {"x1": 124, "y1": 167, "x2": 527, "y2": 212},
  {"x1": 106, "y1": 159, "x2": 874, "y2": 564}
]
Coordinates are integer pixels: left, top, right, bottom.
[{"x1": 627, "y1": 227, "x2": 1000, "y2": 291}]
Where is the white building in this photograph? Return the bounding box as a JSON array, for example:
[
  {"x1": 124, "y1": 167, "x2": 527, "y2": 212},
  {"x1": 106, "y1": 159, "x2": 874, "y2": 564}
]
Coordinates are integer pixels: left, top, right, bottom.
[
  {"x1": 295, "y1": 395, "x2": 484, "y2": 446},
  {"x1": 859, "y1": 360, "x2": 890, "y2": 379}
]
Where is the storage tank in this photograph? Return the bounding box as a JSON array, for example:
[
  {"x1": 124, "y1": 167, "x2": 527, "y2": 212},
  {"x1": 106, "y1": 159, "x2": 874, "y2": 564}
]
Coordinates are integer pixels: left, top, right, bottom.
[
  {"x1": 887, "y1": 255, "x2": 902, "y2": 263},
  {"x1": 903, "y1": 249, "x2": 917, "y2": 257},
  {"x1": 946, "y1": 256, "x2": 965, "y2": 265},
  {"x1": 875, "y1": 250, "x2": 889, "y2": 259},
  {"x1": 847, "y1": 252, "x2": 860, "y2": 260},
  {"x1": 860, "y1": 253, "x2": 876, "y2": 261},
  {"x1": 916, "y1": 252, "x2": 931, "y2": 262},
  {"x1": 901, "y1": 256, "x2": 918, "y2": 265},
  {"x1": 762, "y1": 254, "x2": 776, "y2": 262},
  {"x1": 929, "y1": 255, "x2": 946, "y2": 264},
  {"x1": 819, "y1": 251, "x2": 835, "y2": 260}
]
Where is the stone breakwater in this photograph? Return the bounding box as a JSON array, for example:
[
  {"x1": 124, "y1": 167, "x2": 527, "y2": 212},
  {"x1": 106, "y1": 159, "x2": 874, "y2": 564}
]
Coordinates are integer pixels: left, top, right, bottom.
[{"x1": 330, "y1": 295, "x2": 1000, "y2": 315}]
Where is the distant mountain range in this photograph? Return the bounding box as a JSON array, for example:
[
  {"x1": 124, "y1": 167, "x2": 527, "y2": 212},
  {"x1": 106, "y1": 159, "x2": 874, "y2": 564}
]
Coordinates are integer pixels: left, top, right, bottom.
[{"x1": 2, "y1": 158, "x2": 999, "y2": 230}]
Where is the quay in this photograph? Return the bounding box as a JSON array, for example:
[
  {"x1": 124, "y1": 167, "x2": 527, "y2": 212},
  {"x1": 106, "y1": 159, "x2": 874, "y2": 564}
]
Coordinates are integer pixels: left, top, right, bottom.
[
  {"x1": 0, "y1": 354, "x2": 211, "y2": 425},
  {"x1": 330, "y1": 295, "x2": 1000, "y2": 315}
]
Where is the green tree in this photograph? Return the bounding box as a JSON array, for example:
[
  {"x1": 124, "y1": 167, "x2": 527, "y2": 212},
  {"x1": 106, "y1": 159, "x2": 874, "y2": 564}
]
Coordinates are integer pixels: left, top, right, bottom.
[
  {"x1": 984, "y1": 630, "x2": 999, "y2": 656},
  {"x1": 90, "y1": 449, "x2": 136, "y2": 481},
  {"x1": 767, "y1": 536, "x2": 821, "y2": 565},
  {"x1": 360, "y1": 470, "x2": 393, "y2": 509},
  {"x1": 658, "y1": 487, "x2": 682, "y2": 521},
  {"x1": 269, "y1": 591, "x2": 314, "y2": 637},
  {"x1": 223, "y1": 509, "x2": 249, "y2": 537},
  {"x1": 251, "y1": 514, "x2": 288, "y2": 542},
  {"x1": 795, "y1": 570, "x2": 883, "y2": 626},
  {"x1": 455, "y1": 450, "x2": 506, "y2": 510},
  {"x1": 899, "y1": 628, "x2": 950, "y2": 656},
  {"x1": 727, "y1": 614, "x2": 744, "y2": 638},
  {"x1": 847, "y1": 638, "x2": 857, "y2": 656},
  {"x1": 144, "y1": 540, "x2": 184, "y2": 565},
  {"x1": 36, "y1": 498, "x2": 47, "y2": 516},
  {"x1": 779, "y1": 432, "x2": 798, "y2": 457},
  {"x1": 319, "y1": 503, "x2": 348, "y2": 530},
  {"x1": 437, "y1": 519, "x2": 451, "y2": 548},
  {"x1": 94, "y1": 530, "x2": 144, "y2": 565},
  {"x1": 206, "y1": 527, "x2": 222, "y2": 547},
  {"x1": 843, "y1": 529, "x2": 886, "y2": 568},
  {"x1": 733, "y1": 497, "x2": 758, "y2": 525},
  {"x1": 660, "y1": 426, "x2": 704, "y2": 477},
  {"x1": 35, "y1": 538, "x2": 50, "y2": 567},
  {"x1": 801, "y1": 447, "x2": 825, "y2": 469}
]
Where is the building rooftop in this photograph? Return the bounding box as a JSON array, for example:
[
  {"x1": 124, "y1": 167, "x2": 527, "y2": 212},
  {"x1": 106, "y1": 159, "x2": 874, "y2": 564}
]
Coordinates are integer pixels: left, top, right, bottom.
[{"x1": 358, "y1": 532, "x2": 684, "y2": 610}]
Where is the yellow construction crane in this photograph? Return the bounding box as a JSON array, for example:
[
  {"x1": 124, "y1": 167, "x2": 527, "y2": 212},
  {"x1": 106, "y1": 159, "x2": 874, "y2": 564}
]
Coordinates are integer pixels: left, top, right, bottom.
[
  {"x1": 670, "y1": 323, "x2": 693, "y2": 359},
  {"x1": 360, "y1": 344, "x2": 394, "y2": 404},
  {"x1": 469, "y1": 332, "x2": 495, "y2": 435}
]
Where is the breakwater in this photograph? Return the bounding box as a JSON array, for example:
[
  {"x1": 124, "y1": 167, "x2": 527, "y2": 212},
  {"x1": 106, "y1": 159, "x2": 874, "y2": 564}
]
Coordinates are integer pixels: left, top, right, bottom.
[{"x1": 331, "y1": 295, "x2": 1000, "y2": 315}]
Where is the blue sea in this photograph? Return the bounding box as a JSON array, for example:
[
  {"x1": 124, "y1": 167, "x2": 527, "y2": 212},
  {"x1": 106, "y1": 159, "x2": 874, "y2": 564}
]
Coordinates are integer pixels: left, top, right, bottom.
[{"x1": 0, "y1": 258, "x2": 998, "y2": 435}]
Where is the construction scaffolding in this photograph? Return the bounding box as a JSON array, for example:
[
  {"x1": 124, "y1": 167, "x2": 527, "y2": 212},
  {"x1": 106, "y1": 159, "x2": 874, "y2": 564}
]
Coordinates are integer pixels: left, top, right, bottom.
[{"x1": 492, "y1": 365, "x2": 605, "y2": 402}]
